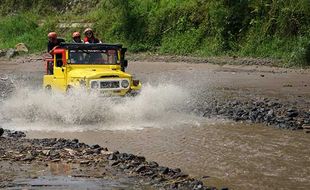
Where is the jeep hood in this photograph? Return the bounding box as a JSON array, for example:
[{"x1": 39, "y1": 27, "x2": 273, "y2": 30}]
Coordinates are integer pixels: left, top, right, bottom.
[{"x1": 68, "y1": 68, "x2": 131, "y2": 79}]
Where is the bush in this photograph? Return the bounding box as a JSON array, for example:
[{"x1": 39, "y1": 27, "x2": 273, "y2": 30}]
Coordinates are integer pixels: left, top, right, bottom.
[
  {"x1": 0, "y1": 0, "x2": 309, "y2": 66},
  {"x1": 0, "y1": 13, "x2": 56, "y2": 52}
]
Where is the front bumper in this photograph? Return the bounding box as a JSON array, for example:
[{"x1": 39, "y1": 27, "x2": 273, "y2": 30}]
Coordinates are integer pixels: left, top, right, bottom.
[{"x1": 88, "y1": 78, "x2": 141, "y2": 96}]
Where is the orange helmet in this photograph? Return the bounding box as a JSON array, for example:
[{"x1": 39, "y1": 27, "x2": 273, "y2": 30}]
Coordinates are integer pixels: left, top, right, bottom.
[
  {"x1": 72, "y1": 32, "x2": 81, "y2": 38},
  {"x1": 48, "y1": 32, "x2": 57, "y2": 38},
  {"x1": 84, "y1": 28, "x2": 93, "y2": 35}
]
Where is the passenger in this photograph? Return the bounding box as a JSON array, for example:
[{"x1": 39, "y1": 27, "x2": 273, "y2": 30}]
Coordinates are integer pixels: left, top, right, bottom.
[
  {"x1": 47, "y1": 32, "x2": 65, "y2": 53},
  {"x1": 83, "y1": 28, "x2": 102, "y2": 44},
  {"x1": 72, "y1": 32, "x2": 84, "y2": 43}
]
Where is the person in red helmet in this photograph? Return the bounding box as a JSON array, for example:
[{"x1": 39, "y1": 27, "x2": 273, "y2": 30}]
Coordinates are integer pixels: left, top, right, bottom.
[
  {"x1": 83, "y1": 28, "x2": 102, "y2": 44},
  {"x1": 72, "y1": 32, "x2": 84, "y2": 43},
  {"x1": 47, "y1": 32, "x2": 65, "y2": 75},
  {"x1": 47, "y1": 32, "x2": 65, "y2": 53}
]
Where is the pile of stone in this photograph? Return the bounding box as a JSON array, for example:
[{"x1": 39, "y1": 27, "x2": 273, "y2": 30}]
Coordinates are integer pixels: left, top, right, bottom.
[
  {"x1": 0, "y1": 129, "x2": 224, "y2": 190},
  {"x1": 202, "y1": 98, "x2": 310, "y2": 130},
  {"x1": 0, "y1": 43, "x2": 28, "y2": 59}
]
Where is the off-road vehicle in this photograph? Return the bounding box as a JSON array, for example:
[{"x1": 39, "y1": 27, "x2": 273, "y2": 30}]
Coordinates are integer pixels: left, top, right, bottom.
[{"x1": 43, "y1": 43, "x2": 141, "y2": 96}]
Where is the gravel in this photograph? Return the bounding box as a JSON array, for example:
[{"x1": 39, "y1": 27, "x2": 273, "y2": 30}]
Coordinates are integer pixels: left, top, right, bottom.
[
  {"x1": 0, "y1": 129, "x2": 220, "y2": 190},
  {"x1": 199, "y1": 98, "x2": 309, "y2": 130}
]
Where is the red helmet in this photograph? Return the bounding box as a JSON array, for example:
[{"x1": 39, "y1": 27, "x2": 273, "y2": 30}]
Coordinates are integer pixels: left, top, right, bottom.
[
  {"x1": 84, "y1": 28, "x2": 93, "y2": 35},
  {"x1": 48, "y1": 32, "x2": 57, "y2": 38},
  {"x1": 72, "y1": 32, "x2": 81, "y2": 38}
]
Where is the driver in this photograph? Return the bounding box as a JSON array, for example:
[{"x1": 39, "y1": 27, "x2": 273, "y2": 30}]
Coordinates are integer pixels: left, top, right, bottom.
[
  {"x1": 47, "y1": 32, "x2": 65, "y2": 54},
  {"x1": 47, "y1": 32, "x2": 65, "y2": 74}
]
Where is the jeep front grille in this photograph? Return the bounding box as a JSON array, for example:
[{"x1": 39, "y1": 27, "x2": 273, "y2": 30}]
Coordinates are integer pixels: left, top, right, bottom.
[
  {"x1": 100, "y1": 81, "x2": 120, "y2": 88},
  {"x1": 90, "y1": 79, "x2": 130, "y2": 90}
]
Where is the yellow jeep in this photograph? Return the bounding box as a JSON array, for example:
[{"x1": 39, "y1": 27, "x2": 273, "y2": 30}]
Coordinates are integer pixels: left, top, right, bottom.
[{"x1": 43, "y1": 43, "x2": 141, "y2": 96}]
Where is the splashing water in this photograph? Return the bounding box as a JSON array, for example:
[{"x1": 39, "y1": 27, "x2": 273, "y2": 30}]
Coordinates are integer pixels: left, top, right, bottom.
[{"x1": 0, "y1": 83, "x2": 202, "y2": 131}]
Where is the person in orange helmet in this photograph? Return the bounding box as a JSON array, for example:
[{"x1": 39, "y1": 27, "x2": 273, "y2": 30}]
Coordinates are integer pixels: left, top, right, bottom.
[
  {"x1": 83, "y1": 28, "x2": 102, "y2": 44},
  {"x1": 72, "y1": 32, "x2": 84, "y2": 43},
  {"x1": 47, "y1": 32, "x2": 65, "y2": 53}
]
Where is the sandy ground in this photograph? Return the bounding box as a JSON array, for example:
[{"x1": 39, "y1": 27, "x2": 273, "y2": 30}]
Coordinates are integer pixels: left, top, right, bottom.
[{"x1": 1, "y1": 54, "x2": 309, "y2": 98}]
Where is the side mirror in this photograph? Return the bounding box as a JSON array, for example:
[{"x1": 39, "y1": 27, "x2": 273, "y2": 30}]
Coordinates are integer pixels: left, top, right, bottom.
[{"x1": 123, "y1": 60, "x2": 128, "y2": 68}]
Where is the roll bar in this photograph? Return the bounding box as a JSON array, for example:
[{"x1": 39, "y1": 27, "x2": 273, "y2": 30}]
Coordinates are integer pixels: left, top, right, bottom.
[{"x1": 59, "y1": 43, "x2": 123, "y2": 50}]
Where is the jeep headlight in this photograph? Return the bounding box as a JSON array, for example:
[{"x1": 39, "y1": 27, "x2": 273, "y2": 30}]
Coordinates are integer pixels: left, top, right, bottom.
[
  {"x1": 121, "y1": 80, "x2": 129, "y2": 88},
  {"x1": 91, "y1": 81, "x2": 99, "y2": 89}
]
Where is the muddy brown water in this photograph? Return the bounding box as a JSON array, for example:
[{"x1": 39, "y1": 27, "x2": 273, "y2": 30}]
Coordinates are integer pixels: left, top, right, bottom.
[
  {"x1": 26, "y1": 122, "x2": 310, "y2": 190},
  {"x1": 1, "y1": 57, "x2": 310, "y2": 189}
]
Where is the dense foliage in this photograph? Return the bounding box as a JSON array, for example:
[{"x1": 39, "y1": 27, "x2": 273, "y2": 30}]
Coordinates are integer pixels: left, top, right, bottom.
[{"x1": 0, "y1": 0, "x2": 309, "y2": 66}]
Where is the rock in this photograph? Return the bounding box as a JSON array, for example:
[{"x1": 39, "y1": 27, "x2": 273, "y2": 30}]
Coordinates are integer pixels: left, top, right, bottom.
[
  {"x1": 0, "y1": 49, "x2": 6, "y2": 57},
  {"x1": 0, "y1": 128, "x2": 4, "y2": 137},
  {"x1": 158, "y1": 167, "x2": 169, "y2": 174},
  {"x1": 42, "y1": 150, "x2": 50, "y2": 156},
  {"x1": 100, "y1": 150, "x2": 113, "y2": 155},
  {"x1": 137, "y1": 156, "x2": 146, "y2": 162},
  {"x1": 49, "y1": 150, "x2": 60, "y2": 159},
  {"x1": 93, "y1": 148, "x2": 102, "y2": 154},
  {"x1": 135, "y1": 165, "x2": 146, "y2": 173},
  {"x1": 22, "y1": 154, "x2": 34, "y2": 161},
  {"x1": 7, "y1": 131, "x2": 26, "y2": 138},
  {"x1": 107, "y1": 153, "x2": 117, "y2": 160},
  {"x1": 287, "y1": 110, "x2": 298, "y2": 118},
  {"x1": 193, "y1": 183, "x2": 203, "y2": 190},
  {"x1": 91, "y1": 144, "x2": 100, "y2": 149},
  {"x1": 64, "y1": 148, "x2": 76, "y2": 156},
  {"x1": 143, "y1": 170, "x2": 154, "y2": 176},
  {"x1": 80, "y1": 160, "x2": 90, "y2": 165},
  {"x1": 267, "y1": 109, "x2": 274, "y2": 116},
  {"x1": 148, "y1": 161, "x2": 159, "y2": 168},
  {"x1": 172, "y1": 168, "x2": 181, "y2": 173},
  {"x1": 302, "y1": 125, "x2": 310, "y2": 133},
  {"x1": 15, "y1": 43, "x2": 28, "y2": 53},
  {"x1": 5, "y1": 48, "x2": 18, "y2": 58},
  {"x1": 283, "y1": 84, "x2": 293, "y2": 87},
  {"x1": 51, "y1": 159, "x2": 61, "y2": 162},
  {"x1": 109, "y1": 160, "x2": 120, "y2": 166},
  {"x1": 302, "y1": 125, "x2": 310, "y2": 129},
  {"x1": 83, "y1": 149, "x2": 95, "y2": 155}
]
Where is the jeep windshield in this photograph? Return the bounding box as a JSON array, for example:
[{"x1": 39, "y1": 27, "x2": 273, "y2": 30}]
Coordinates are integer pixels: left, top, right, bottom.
[{"x1": 68, "y1": 49, "x2": 118, "y2": 64}]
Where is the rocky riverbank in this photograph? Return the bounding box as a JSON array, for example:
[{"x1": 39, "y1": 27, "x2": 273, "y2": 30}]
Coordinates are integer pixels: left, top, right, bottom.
[
  {"x1": 200, "y1": 97, "x2": 310, "y2": 131},
  {"x1": 0, "y1": 128, "x2": 222, "y2": 190}
]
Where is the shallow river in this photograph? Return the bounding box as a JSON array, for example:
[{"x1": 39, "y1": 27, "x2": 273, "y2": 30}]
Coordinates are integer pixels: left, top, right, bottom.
[
  {"x1": 24, "y1": 122, "x2": 310, "y2": 190},
  {"x1": 1, "y1": 60, "x2": 310, "y2": 189}
]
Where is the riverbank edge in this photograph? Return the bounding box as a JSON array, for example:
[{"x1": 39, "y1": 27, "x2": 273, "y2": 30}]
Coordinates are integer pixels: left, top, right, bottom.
[{"x1": 0, "y1": 129, "x2": 224, "y2": 190}]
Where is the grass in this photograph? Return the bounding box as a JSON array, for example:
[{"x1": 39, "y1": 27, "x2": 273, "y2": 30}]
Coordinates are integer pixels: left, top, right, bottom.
[{"x1": 0, "y1": 0, "x2": 309, "y2": 67}]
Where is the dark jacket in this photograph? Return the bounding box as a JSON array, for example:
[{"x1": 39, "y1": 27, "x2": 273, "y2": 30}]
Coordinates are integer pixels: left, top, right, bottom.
[{"x1": 48, "y1": 38, "x2": 65, "y2": 52}]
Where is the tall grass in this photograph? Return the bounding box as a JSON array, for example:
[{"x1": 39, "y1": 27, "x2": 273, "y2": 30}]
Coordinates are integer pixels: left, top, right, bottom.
[{"x1": 0, "y1": 0, "x2": 309, "y2": 66}]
